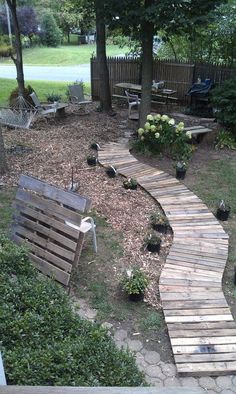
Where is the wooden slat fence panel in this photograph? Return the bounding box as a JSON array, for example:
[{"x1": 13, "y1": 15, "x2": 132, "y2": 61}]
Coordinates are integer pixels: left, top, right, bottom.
[
  {"x1": 91, "y1": 56, "x2": 235, "y2": 103},
  {"x1": 11, "y1": 175, "x2": 91, "y2": 287}
]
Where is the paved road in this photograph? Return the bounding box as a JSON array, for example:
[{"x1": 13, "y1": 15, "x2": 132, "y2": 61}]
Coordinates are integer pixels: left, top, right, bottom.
[{"x1": 0, "y1": 64, "x2": 91, "y2": 82}]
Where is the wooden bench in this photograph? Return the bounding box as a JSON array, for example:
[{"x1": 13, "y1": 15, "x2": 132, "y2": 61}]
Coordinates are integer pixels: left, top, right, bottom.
[
  {"x1": 185, "y1": 125, "x2": 213, "y2": 136},
  {"x1": 11, "y1": 175, "x2": 93, "y2": 287}
]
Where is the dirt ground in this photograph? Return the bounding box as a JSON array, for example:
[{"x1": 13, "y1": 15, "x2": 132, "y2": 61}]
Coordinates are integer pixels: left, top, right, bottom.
[{"x1": 1, "y1": 102, "x2": 235, "y2": 363}]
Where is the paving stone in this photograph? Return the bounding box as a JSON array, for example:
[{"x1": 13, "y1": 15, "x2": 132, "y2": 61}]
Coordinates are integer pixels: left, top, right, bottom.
[
  {"x1": 101, "y1": 322, "x2": 113, "y2": 330},
  {"x1": 114, "y1": 329, "x2": 128, "y2": 341},
  {"x1": 126, "y1": 339, "x2": 143, "y2": 352},
  {"x1": 146, "y1": 365, "x2": 163, "y2": 379},
  {"x1": 114, "y1": 340, "x2": 127, "y2": 350},
  {"x1": 161, "y1": 363, "x2": 177, "y2": 378},
  {"x1": 76, "y1": 308, "x2": 96, "y2": 320},
  {"x1": 205, "y1": 391, "x2": 218, "y2": 394},
  {"x1": 76, "y1": 298, "x2": 87, "y2": 308},
  {"x1": 199, "y1": 376, "x2": 218, "y2": 390},
  {"x1": 220, "y1": 390, "x2": 235, "y2": 394},
  {"x1": 180, "y1": 377, "x2": 200, "y2": 387},
  {"x1": 216, "y1": 376, "x2": 233, "y2": 389},
  {"x1": 144, "y1": 350, "x2": 161, "y2": 365},
  {"x1": 232, "y1": 376, "x2": 236, "y2": 386},
  {"x1": 164, "y1": 377, "x2": 181, "y2": 387},
  {"x1": 145, "y1": 376, "x2": 164, "y2": 387}
]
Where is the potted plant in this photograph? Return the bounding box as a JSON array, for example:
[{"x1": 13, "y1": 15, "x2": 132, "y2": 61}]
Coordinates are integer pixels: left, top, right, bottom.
[
  {"x1": 144, "y1": 232, "x2": 162, "y2": 253},
  {"x1": 175, "y1": 161, "x2": 187, "y2": 180},
  {"x1": 87, "y1": 155, "x2": 97, "y2": 166},
  {"x1": 122, "y1": 267, "x2": 149, "y2": 301},
  {"x1": 150, "y1": 211, "x2": 169, "y2": 233},
  {"x1": 90, "y1": 142, "x2": 101, "y2": 151},
  {"x1": 123, "y1": 178, "x2": 138, "y2": 190},
  {"x1": 216, "y1": 200, "x2": 230, "y2": 221},
  {"x1": 106, "y1": 165, "x2": 117, "y2": 178}
]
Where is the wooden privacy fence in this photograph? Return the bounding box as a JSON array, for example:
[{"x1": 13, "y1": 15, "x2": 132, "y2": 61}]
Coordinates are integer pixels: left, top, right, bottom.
[
  {"x1": 91, "y1": 57, "x2": 235, "y2": 102},
  {"x1": 11, "y1": 175, "x2": 91, "y2": 287}
]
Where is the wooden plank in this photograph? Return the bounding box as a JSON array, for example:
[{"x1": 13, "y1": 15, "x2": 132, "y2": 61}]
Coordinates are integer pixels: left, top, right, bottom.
[
  {"x1": 168, "y1": 321, "x2": 236, "y2": 331},
  {"x1": 165, "y1": 308, "x2": 230, "y2": 317},
  {"x1": 12, "y1": 225, "x2": 75, "y2": 261},
  {"x1": 173, "y1": 343, "x2": 236, "y2": 354},
  {"x1": 29, "y1": 253, "x2": 70, "y2": 286},
  {"x1": 14, "y1": 215, "x2": 77, "y2": 252},
  {"x1": 175, "y1": 352, "x2": 236, "y2": 363},
  {"x1": 19, "y1": 174, "x2": 90, "y2": 212},
  {"x1": 170, "y1": 329, "x2": 236, "y2": 338},
  {"x1": 177, "y1": 361, "x2": 236, "y2": 375},
  {"x1": 166, "y1": 315, "x2": 233, "y2": 323},
  {"x1": 171, "y1": 336, "x2": 236, "y2": 346},
  {"x1": 14, "y1": 203, "x2": 79, "y2": 239},
  {"x1": 16, "y1": 189, "x2": 82, "y2": 224}
]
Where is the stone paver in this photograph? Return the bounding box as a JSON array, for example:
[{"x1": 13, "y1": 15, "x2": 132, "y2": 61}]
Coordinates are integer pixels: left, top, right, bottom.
[
  {"x1": 145, "y1": 376, "x2": 163, "y2": 387},
  {"x1": 114, "y1": 329, "x2": 128, "y2": 341},
  {"x1": 126, "y1": 339, "x2": 143, "y2": 352},
  {"x1": 161, "y1": 363, "x2": 177, "y2": 378},
  {"x1": 180, "y1": 377, "x2": 200, "y2": 387},
  {"x1": 144, "y1": 350, "x2": 161, "y2": 364},
  {"x1": 199, "y1": 376, "x2": 218, "y2": 391},
  {"x1": 164, "y1": 377, "x2": 181, "y2": 387},
  {"x1": 216, "y1": 376, "x2": 233, "y2": 389},
  {"x1": 146, "y1": 365, "x2": 163, "y2": 379},
  {"x1": 221, "y1": 390, "x2": 235, "y2": 394}
]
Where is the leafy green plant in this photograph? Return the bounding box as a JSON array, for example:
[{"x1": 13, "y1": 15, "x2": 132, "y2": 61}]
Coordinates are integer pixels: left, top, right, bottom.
[
  {"x1": 139, "y1": 312, "x2": 161, "y2": 333},
  {"x1": 215, "y1": 129, "x2": 236, "y2": 150},
  {"x1": 150, "y1": 211, "x2": 169, "y2": 226},
  {"x1": 123, "y1": 178, "x2": 138, "y2": 189},
  {"x1": 46, "y1": 92, "x2": 62, "y2": 103},
  {"x1": 144, "y1": 232, "x2": 162, "y2": 246},
  {"x1": 122, "y1": 267, "x2": 149, "y2": 295},
  {"x1": 211, "y1": 78, "x2": 236, "y2": 135},
  {"x1": 0, "y1": 237, "x2": 145, "y2": 386},
  {"x1": 135, "y1": 114, "x2": 193, "y2": 160}
]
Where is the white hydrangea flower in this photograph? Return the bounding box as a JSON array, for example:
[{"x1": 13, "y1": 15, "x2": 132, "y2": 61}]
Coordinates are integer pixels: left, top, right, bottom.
[
  {"x1": 178, "y1": 121, "x2": 184, "y2": 128},
  {"x1": 140, "y1": 136, "x2": 145, "y2": 141},
  {"x1": 150, "y1": 125, "x2": 156, "y2": 132},
  {"x1": 147, "y1": 114, "x2": 154, "y2": 121},
  {"x1": 168, "y1": 118, "x2": 175, "y2": 126},
  {"x1": 154, "y1": 114, "x2": 161, "y2": 120},
  {"x1": 144, "y1": 122, "x2": 151, "y2": 130},
  {"x1": 155, "y1": 132, "x2": 160, "y2": 139},
  {"x1": 138, "y1": 127, "x2": 144, "y2": 135},
  {"x1": 186, "y1": 130, "x2": 192, "y2": 139},
  {"x1": 161, "y1": 114, "x2": 169, "y2": 122}
]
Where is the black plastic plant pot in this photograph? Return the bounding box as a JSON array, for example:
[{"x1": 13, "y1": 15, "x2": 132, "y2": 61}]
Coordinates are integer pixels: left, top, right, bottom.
[
  {"x1": 216, "y1": 207, "x2": 230, "y2": 221},
  {"x1": 128, "y1": 292, "x2": 144, "y2": 302},
  {"x1": 87, "y1": 157, "x2": 97, "y2": 166},
  {"x1": 106, "y1": 168, "x2": 117, "y2": 178},
  {"x1": 152, "y1": 224, "x2": 168, "y2": 234},
  {"x1": 147, "y1": 243, "x2": 161, "y2": 253},
  {"x1": 176, "y1": 168, "x2": 186, "y2": 180}
]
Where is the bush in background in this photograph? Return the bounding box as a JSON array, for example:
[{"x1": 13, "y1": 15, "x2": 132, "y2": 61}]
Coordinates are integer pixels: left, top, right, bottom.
[
  {"x1": 0, "y1": 236, "x2": 145, "y2": 386},
  {"x1": 40, "y1": 12, "x2": 62, "y2": 47},
  {"x1": 211, "y1": 77, "x2": 236, "y2": 135}
]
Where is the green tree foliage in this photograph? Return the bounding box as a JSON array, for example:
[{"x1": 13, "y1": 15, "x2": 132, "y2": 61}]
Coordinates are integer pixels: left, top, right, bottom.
[
  {"x1": 211, "y1": 77, "x2": 236, "y2": 135},
  {"x1": 0, "y1": 236, "x2": 145, "y2": 386},
  {"x1": 40, "y1": 11, "x2": 62, "y2": 47}
]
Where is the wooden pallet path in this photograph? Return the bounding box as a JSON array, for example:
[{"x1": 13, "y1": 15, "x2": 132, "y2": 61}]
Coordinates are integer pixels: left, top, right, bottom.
[{"x1": 98, "y1": 141, "x2": 235, "y2": 377}]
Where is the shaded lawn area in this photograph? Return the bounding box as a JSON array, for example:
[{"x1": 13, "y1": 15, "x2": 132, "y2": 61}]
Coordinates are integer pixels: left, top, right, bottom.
[
  {"x1": 0, "y1": 78, "x2": 91, "y2": 105},
  {"x1": 0, "y1": 44, "x2": 128, "y2": 66}
]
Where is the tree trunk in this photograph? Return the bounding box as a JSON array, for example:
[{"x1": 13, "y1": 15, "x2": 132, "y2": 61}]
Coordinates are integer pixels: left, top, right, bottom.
[
  {"x1": 95, "y1": 0, "x2": 112, "y2": 112},
  {"x1": 6, "y1": 0, "x2": 25, "y2": 96},
  {"x1": 139, "y1": 5, "x2": 154, "y2": 127},
  {"x1": 0, "y1": 126, "x2": 8, "y2": 175}
]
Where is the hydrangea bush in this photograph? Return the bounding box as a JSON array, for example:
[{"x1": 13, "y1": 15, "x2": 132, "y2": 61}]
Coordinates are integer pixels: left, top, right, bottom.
[{"x1": 135, "y1": 114, "x2": 193, "y2": 160}]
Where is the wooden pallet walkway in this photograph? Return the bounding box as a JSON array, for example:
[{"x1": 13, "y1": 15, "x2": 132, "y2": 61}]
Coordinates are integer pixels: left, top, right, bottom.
[{"x1": 98, "y1": 141, "x2": 236, "y2": 377}]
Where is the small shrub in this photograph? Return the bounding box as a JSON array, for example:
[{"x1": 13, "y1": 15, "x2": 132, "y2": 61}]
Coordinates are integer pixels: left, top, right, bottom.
[
  {"x1": 0, "y1": 237, "x2": 145, "y2": 386},
  {"x1": 40, "y1": 12, "x2": 62, "y2": 47},
  {"x1": 215, "y1": 129, "x2": 236, "y2": 150},
  {"x1": 135, "y1": 114, "x2": 193, "y2": 160},
  {"x1": 0, "y1": 45, "x2": 12, "y2": 57},
  {"x1": 150, "y1": 211, "x2": 169, "y2": 226},
  {"x1": 46, "y1": 92, "x2": 62, "y2": 103},
  {"x1": 122, "y1": 267, "x2": 149, "y2": 295},
  {"x1": 9, "y1": 85, "x2": 34, "y2": 107},
  {"x1": 211, "y1": 78, "x2": 236, "y2": 135}
]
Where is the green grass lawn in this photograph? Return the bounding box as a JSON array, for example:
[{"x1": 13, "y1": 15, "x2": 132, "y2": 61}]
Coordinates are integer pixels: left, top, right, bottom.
[
  {"x1": 0, "y1": 78, "x2": 90, "y2": 105},
  {"x1": 0, "y1": 44, "x2": 127, "y2": 66}
]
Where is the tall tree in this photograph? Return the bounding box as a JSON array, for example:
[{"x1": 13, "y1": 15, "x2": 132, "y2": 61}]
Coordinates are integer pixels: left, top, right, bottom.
[
  {"x1": 6, "y1": 0, "x2": 25, "y2": 96},
  {"x1": 0, "y1": 126, "x2": 8, "y2": 175},
  {"x1": 95, "y1": 0, "x2": 112, "y2": 112}
]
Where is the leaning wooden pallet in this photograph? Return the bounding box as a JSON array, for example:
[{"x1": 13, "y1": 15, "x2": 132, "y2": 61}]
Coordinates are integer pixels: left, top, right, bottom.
[{"x1": 98, "y1": 141, "x2": 235, "y2": 377}]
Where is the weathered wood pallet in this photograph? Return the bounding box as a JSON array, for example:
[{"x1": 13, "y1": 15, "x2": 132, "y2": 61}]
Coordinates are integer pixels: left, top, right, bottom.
[
  {"x1": 98, "y1": 142, "x2": 235, "y2": 377},
  {"x1": 11, "y1": 174, "x2": 91, "y2": 287}
]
